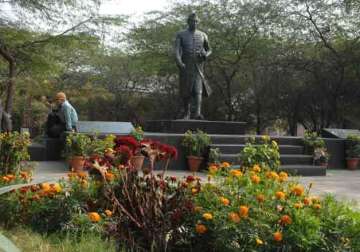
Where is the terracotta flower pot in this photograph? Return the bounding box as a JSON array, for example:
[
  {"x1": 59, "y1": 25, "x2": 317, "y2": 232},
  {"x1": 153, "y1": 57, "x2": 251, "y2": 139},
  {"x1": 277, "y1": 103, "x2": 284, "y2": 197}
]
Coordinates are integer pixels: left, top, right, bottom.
[
  {"x1": 187, "y1": 156, "x2": 204, "y2": 172},
  {"x1": 70, "y1": 156, "x2": 86, "y2": 172},
  {"x1": 346, "y1": 158, "x2": 359, "y2": 170},
  {"x1": 130, "y1": 155, "x2": 145, "y2": 171}
]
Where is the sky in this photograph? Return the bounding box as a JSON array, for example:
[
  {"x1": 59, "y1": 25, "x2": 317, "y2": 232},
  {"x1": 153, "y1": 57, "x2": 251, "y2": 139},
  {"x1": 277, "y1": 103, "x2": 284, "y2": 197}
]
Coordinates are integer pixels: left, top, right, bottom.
[{"x1": 99, "y1": 0, "x2": 170, "y2": 16}]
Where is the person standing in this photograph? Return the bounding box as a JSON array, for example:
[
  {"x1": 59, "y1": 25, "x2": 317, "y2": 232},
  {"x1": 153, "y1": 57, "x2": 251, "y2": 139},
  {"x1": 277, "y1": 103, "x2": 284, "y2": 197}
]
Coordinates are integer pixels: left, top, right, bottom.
[
  {"x1": 174, "y1": 13, "x2": 212, "y2": 120},
  {"x1": 55, "y1": 92, "x2": 78, "y2": 132}
]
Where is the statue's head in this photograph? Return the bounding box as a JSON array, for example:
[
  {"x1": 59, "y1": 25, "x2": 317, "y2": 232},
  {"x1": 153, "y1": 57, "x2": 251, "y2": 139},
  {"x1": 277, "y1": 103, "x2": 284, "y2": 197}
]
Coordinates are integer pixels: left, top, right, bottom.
[{"x1": 187, "y1": 13, "x2": 199, "y2": 31}]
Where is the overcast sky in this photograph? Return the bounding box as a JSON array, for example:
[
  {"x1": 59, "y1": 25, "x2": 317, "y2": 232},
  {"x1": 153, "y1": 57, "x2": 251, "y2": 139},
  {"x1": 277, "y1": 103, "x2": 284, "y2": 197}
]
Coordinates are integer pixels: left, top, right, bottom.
[{"x1": 100, "y1": 0, "x2": 170, "y2": 16}]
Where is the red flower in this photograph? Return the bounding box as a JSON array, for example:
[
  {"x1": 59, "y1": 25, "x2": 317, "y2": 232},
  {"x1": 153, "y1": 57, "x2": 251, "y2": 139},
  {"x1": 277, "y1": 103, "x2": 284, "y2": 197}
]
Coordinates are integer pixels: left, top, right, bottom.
[
  {"x1": 115, "y1": 136, "x2": 140, "y2": 154},
  {"x1": 186, "y1": 175, "x2": 195, "y2": 183}
]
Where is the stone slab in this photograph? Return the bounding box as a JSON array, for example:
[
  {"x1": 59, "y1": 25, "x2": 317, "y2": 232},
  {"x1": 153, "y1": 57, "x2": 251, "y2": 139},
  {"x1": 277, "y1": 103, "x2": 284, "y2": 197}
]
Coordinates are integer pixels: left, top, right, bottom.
[
  {"x1": 77, "y1": 121, "x2": 134, "y2": 135},
  {"x1": 322, "y1": 128, "x2": 360, "y2": 139},
  {"x1": 144, "y1": 120, "x2": 246, "y2": 134}
]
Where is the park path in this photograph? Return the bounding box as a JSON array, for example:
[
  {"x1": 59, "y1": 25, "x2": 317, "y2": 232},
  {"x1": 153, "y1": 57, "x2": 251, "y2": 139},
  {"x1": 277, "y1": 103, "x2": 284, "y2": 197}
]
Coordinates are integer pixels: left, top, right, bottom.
[{"x1": 32, "y1": 162, "x2": 360, "y2": 204}]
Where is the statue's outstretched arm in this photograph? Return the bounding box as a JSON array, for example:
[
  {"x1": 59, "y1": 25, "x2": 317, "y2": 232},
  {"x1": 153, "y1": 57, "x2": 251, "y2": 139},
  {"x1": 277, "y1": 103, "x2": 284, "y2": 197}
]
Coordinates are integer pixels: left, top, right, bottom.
[{"x1": 204, "y1": 34, "x2": 212, "y2": 58}]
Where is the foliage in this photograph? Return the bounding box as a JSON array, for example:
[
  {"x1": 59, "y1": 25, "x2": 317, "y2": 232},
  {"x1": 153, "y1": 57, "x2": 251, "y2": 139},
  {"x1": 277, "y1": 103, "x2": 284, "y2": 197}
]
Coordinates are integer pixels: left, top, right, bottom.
[
  {"x1": 86, "y1": 134, "x2": 115, "y2": 156},
  {"x1": 0, "y1": 170, "x2": 32, "y2": 188},
  {"x1": 303, "y1": 131, "x2": 326, "y2": 154},
  {"x1": 208, "y1": 147, "x2": 221, "y2": 164},
  {"x1": 104, "y1": 169, "x2": 194, "y2": 251},
  {"x1": 64, "y1": 133, "x2": 92, "y2": 158},
  {"x1": 0, "y1": 132, "x2": 31, "y2": 175},
  {"x1": 346, "y1": 135, "x2": 360, "y2": 158},
  {"x1": 313, "y1": 147, "x2": 330, "y2": 165},
  {"x1": 239, "y1": 135, "x2": 281, "y2": 171},
  {"x1": 187, "y1": 164, "x2": 360, "y2": 251},
  {"x1": 182, "y1": 130, "x2": 211, "y2": 157},
  {"x1": 130, "y1": 126, "x2": 144, "y2": 141}
]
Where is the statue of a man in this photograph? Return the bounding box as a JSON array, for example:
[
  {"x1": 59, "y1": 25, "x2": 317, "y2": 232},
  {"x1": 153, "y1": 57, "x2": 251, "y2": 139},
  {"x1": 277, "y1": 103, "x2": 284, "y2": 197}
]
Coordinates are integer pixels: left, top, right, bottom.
[{"x1": 175, "y1": 13, "x2": 212, "y2": 120}]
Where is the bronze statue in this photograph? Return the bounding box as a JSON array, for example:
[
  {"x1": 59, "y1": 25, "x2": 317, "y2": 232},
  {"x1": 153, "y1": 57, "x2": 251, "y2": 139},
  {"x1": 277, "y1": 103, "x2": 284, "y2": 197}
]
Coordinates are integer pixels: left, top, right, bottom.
[{"x1": 175, "y1": 13, "x2": 212, "y2": 120}]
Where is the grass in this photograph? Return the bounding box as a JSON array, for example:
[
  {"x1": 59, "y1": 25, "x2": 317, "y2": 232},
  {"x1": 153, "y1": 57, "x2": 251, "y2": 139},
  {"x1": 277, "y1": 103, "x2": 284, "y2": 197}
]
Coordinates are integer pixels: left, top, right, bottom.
[{"x1": 0, "y1": 227, "x2": 116, "y2": 252}]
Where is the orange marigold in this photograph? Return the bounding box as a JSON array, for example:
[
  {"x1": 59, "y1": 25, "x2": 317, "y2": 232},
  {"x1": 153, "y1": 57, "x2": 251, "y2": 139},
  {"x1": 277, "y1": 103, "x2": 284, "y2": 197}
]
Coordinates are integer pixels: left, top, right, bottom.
[
  {"x1": 208, "y1": 165, "x2": 218, "y2": 175},
  {"x1": 228, "y1": 212, "x2": 241, "y2": 223},
  {"x1": 313, "y1": 203, "x2": 321, "y2": 210},
  {"x1": 105, "y1": 209, "x2": 113, "y2": 217},
  {"x1": 105, "y1": 172, "x2": 115, "y2": 181},
  {"x1": 230, "y1": 169, "x2": 243, "y2": 177},
  {"x1": 256, "y1": 194, "x2": 265, "y2": 203},
  {"x1": 221, "y1": 162, "x2": 231, "y2": 168},
  {"x1": 303, "y1": 197, "x2": 312, "y2": 206},
  {"x1": 274, "y1": 231, "x2": 283, "y2": 242},
  {"x1": 279, "y1": 215, "x2": 292, "y2": 225},
  {"x1": 220, "y1": 197, "x2": 230, "y2": 206},
  {"x1": 195, "y1": 224, "x2": 207, "y2": 234},
  {"x1": 88, "y1": 212, "x2": 101, "y2": 222},
  {"x1": 252, "y1": 164, "x2": 261, "y2": 173},
  {"x1": 275, "y1": 191, "x2": 286, "y2": 200},
  {"x1": 291, "y1": 185, "x2": 304, "y2": 196},
  {"x1": 279, "y1": 172, "x2": 288, "y2": 182},
  {"x1": 51, "y1": 183, "x2": 62, "y2": 193},
  {"x1": 251, "y1": 175, "x2": 260, "y2": 184},
  {"x1": 294, "y1": 203, "x2": 303, "y2": 209},
  {"x1": 203, "y1": 213, "x2": 213, "y2": 221},
  {"x1": 41, "y1": 183, "x2": 51, "y2": 192},
  {"x1": 239, "y1": 205, "x2": 249, "y2": 218}
]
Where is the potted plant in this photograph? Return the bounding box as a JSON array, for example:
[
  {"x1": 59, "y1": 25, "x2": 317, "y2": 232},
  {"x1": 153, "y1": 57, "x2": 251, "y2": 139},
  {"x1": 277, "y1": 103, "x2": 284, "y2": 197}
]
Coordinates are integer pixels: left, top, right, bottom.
[
  {"x1": 313, "y1": 147, "x2": 330, "y2": 167},
  {"x1": 181, "y1": 129, "x2": 211, "y2": 172},
  {"x1": 64, "y1": 133, "x2": 91, "y2": 172},
  {"x1": 345, "y1": 135, "x2": 360, "y2": 170},
  {"x1": 129, "y1": 126, "x2": 145, "y2": 170},
  {"x1": 303, "y1": 131, "x2": 326, "y2": 155}
]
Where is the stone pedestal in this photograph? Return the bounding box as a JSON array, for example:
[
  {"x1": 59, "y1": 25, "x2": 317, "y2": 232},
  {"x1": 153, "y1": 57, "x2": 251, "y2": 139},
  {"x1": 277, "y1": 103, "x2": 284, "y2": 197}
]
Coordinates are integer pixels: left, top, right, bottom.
[{"x1": 144, "y1": 120, "x2": 246, "y2": 134}]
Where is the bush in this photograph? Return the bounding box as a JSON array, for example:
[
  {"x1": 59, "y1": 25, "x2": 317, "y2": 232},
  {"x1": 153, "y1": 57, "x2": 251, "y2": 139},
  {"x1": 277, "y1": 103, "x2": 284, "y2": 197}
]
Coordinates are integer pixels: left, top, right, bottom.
[
  {"x1": 346, "y1": 134, "x2": 360, "y2": 158},
  {"x1": 182, "y1": 129, "x2": 211, "y2": 157},
  {"x1": 0, "y1": 132, "x2": 31, "y2": 175},
  {"x1": 63, "y1": 133, "x2": 92, "y2": 158},
  {"x1": 303, "y1": 131, "x2": 325, "y2": 154},
  {"x1": 239, "y1": 135, "x2": 281, "y2": 170}
]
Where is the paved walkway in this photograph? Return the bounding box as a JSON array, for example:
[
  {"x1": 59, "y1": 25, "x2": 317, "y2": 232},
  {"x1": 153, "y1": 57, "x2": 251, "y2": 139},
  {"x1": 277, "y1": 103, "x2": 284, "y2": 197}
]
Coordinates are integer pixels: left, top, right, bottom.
[{"x1": 32, "y1": 162, "x2": 360, "y2": 204}]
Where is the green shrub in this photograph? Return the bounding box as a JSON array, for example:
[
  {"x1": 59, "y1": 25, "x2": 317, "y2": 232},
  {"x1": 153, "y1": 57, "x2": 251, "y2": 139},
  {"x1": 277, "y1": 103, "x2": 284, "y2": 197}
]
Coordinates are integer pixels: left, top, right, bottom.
[
  {"x1": 182, "y1": 129, "x2": 211, "y2": 156},
  {"x1": 303, "y1": 131, "x2": 325, "y2": 154}
]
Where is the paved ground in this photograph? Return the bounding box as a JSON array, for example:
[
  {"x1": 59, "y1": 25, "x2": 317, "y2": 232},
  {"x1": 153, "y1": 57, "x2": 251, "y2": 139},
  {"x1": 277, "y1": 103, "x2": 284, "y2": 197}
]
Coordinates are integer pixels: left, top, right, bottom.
[{"x1": 32, "y1": 161, "x2": 360, "y2": 204}]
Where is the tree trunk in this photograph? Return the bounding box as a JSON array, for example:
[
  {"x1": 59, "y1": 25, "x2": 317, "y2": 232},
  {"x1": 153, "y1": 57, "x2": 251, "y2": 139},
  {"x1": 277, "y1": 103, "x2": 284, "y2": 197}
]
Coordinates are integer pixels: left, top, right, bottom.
[{"x1": 5, "y1": 60, "x2": 16, "y2": 114}]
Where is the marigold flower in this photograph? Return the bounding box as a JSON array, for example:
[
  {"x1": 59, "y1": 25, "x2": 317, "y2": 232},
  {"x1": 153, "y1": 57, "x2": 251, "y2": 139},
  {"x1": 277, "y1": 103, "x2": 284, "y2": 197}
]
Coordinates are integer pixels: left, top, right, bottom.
[
  {"x1": 202, "y1": 213, "x2": 213, "y2": 221},
  {"x1": 310, "y1": 196, "x2": 321, "y2": 204},
  {"x1": 303, "y1": 197, "x2": 312, "y2": 205},
  {"x1": 275, "y1": 191, "x2": 286, "y2": 200},
  {"x1": 239, "y1": 205, "x2": 249, "y2": 218},
  {"x1": 31, "y1": 194, "x2": 41, "y2": 201},
  {"x1": 41, "y1": 183, "x2": 51, "y2": 192},
  {"x1": 195, "y1": 224, "x2": 207, "y2": 234},
  {"x1": 20, "y1": 171, "x2": 30, "y2": 179},
  {"x1": 88, "y1": 212, "x2": 101, "y2": 222},
  {"x1": 220, "y1": 197, "x2": 230, "y2": 206},
  {"x1": 194, "y1": 206, "x2": 203, "y2": 213},
  {"x1": 51, "y1": 183, "x2": 62, "y2": 193},
  {"x1": 313, "y1": 203, "x2": 321, "y2": 210},
  {"x1": 291, "y1": 185, "x2": 304, "y2": 196},
  {"x1": 77, "y1": 172, "x2": 88, "y2": 179},
  {"x1": 221, "y1": 162, "x2": 231, "y2": 168},
  {"x1": 191, "y1": 188, "x2": 198, "y2": 194},
  {"x1": 252, "y1": 164, "x2": 261, "y2": 173},
  {"x1": 230, "y1": 169, "x2": 243, "y2": 177},
  {"x1": 256, "y1": 238, "x2": 264, "y2": 246},
  {"x1": 208, "y1": 165, "x2": 218, "y2": 175},
  {"x1": 279, "y1": 215, "x2": 292, "y2": 225},
  {"x1": 251, "y1": 175, "x2": 260, "y2": 184},
  {"x1": 228, "y1": 212, "x2": 240, "y2": 223},
  {"x1": 273, "y1": 231, "x2": 283, "y2": 242},
  {"x1": 294, "y1": 203, "x2": 303, "y2": 209},
  {"x1": 105, "y1": 209, "x2": 113, "y2": 217},
  {"x1": 256, "y1": 194, "x2": 265, "y2": 203},
  {"x1": 279, "y1": 172, "x2": 288, "y2": 182}
]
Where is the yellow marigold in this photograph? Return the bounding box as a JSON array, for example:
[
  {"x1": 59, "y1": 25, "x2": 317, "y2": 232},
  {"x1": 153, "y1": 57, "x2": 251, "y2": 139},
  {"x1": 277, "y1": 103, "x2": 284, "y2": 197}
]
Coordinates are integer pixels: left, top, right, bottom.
[
  {"x1": 313, "y1": 203, "x2": 321, "y2": 210},
  {"x1": 294, "y1": 203, "x2": 303, "y2": 209},
  {"x1": 88, "y1": 212, "x2": 101, "y2": 222},
  {"x1": 230, "y1": 169, "x2": 243, "y2": 177},
  {"x1": 291, "y1": 185, "x2": 304, "y2": 196},
  {"x1": 311, "y1": 196, "x2": 321, "y2": 204},
  {"x1": 279, "y1": 215, "x2": 292, "y2": 225},
  {"x1": 256, "y1": 194, "x2": 265, "y2": 203},
  {"x1": 266, "y1": 171, "x2": 279, "y2": 180},
  {"x1": 195, "y1": 224, "x2": 207, "y2": 234},
  {"x1": 251, "y1": 175, "x2": 260, "y2": 184},
  {"x1": 303, "y1": 197, "x2": 312, "y2": 206},
  {"x1": 279, "y1": 172, "x2": 288, "y2": 182},
  {"x1": 105, "y1": 148, "x2": 114, "y2": 154},
  {"x1": 239, "y1": 205, "x2": 249, "y2": 218},
  {"x1": 228, "y1": 212, "x2": 241, "y2": 223},
  {"x1": 221, "y1": 162, "x2": 231, "y2": 168},
  {"x1": 51, "y1": 183, "x2": 62, "y2": 193},
  {"x1": 273, "y1": 231, "x2": 283, "y2": 242},
  {"x1": 208, "y1": 165, "x2": 218, "y2": 175},
  {"x1": 220, "y1": 197, "x2": 230, "y2": 206},
  {"x1": 275, "y1": 191, "x2": 286, "y2": 200},
  {"x1": 191, "y1": 188, "x2": 198, "y2": 194},
  {"x1": 105, "y1": 209, "x2": 113, "y2": 217},
  {"x1": 256, "y1": 238, "x2": 264, "y2": 246},
  {"x1": 202, "y1": 213, "x2": 213, "y2": 221},
  {"x1": 252, "y1": 164, "x2": 261, "y2": 173},
  {"x1": 41, "y1": 183, "x2": 51, "y2": 192}
]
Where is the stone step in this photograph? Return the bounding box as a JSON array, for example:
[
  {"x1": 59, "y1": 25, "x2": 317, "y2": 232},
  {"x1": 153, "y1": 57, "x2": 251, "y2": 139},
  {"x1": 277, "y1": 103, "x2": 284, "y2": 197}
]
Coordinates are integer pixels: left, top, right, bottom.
[
  {"x1": 210, "y1": 135, "x2": 303, "y2": 145},
  {"x1": 279, "y1": 165, "x2": 326, "y2": 176},
  {"x1": 28, "y1": 143, "x2": 47, "y2": 161},
  {"x1": 220, "y1": 154, "x2": 313, "y2": 165},
  {"x1": 211, "y1": 144, "x2": 304, "y2": 155}
]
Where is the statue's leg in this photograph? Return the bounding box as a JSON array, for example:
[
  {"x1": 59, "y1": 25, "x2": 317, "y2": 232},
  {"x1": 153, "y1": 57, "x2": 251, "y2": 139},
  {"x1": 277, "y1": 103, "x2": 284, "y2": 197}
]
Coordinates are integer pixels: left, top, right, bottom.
[
  {"x1": 183, "y1": 97, "x2": 191, "y2": 120},
  {"x1": 194, "y1": 94, "x2": 204, "y2": 120}
]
